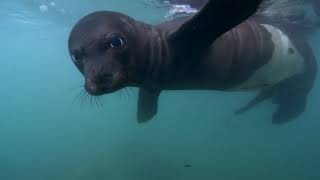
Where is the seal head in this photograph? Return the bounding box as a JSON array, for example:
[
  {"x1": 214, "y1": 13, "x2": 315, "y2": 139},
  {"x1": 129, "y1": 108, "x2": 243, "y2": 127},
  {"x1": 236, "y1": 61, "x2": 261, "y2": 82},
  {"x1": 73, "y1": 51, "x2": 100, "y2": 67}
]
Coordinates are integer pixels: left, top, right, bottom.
[{"x1": 68, "y1": 11, "x2": 146, "y2": 95}]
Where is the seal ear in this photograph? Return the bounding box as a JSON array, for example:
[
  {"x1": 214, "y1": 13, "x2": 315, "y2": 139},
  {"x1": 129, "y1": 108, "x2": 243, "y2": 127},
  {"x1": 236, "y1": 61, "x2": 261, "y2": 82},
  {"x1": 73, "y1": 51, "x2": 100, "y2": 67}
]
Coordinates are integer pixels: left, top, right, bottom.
[
  {"x1": 137, "y1": 88, "x2": 161, "y2": 123},
  {"x1": 169, "y1": 0, "x2": 263, "y2": 51}
]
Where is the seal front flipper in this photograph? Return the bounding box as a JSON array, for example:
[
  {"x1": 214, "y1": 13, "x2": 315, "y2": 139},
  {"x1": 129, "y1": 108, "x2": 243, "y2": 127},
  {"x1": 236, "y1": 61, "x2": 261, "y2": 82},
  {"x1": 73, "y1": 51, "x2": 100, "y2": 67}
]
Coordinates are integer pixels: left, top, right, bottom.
[
  {"x1": 235, "y1": 87, "x2": 275, "y2": 115},
  {"x1": 169, "y1": 0, "x2": 264, "y2": 51},
  {"x1": 137, "y1": 88, "x2": 161, "y2": 123}
]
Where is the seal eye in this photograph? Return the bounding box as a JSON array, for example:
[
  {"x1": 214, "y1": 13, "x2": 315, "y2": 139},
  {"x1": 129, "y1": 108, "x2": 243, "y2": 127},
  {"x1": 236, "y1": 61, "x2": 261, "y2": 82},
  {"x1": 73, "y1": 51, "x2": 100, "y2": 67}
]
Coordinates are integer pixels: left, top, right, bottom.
[
  {"x1": 72, "y1": 51, "x2": 82, "y2": 63},
  {"x1": 109, "y1": 36, "x2": 125, "y2": 48}
]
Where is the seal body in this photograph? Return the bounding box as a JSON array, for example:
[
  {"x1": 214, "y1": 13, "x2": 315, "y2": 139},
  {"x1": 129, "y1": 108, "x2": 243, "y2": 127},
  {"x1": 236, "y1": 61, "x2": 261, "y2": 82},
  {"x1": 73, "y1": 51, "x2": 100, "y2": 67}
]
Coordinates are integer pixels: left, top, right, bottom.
[
  {"x1": 231, "y1": 24, "x2": 305, "y2": 90},
  {"x1": 154, "y1": 20, "x2": 307, "y2": 92},
  {"x1": 157, "y1": 18, "x2": 317, "y2": 123},
  {"x1": 68, "y1": 0, "x2": 317, "y2": 124}
]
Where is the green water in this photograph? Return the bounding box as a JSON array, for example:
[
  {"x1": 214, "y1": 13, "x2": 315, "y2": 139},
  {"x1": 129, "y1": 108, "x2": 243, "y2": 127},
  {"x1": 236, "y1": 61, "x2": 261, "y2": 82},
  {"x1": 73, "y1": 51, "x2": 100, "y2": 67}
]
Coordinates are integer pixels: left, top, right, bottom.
[{"x1": 0, "y1": 0, "x2": 319, "y2": 179}]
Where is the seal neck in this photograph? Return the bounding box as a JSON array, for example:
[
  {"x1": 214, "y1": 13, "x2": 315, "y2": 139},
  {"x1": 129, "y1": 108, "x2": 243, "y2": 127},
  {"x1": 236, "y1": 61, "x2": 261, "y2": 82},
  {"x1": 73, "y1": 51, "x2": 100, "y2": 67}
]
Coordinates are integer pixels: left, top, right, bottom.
[{"x1": 130, "y1": 22, "x2": 173, "y2": 89}]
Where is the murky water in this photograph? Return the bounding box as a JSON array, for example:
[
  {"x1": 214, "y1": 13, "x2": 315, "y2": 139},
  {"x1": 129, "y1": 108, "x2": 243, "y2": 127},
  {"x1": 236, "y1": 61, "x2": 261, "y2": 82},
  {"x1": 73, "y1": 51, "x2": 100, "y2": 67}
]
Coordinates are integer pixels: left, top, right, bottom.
[{"x1": 0, "y1": 0, "x2": 319, "y2": 180}]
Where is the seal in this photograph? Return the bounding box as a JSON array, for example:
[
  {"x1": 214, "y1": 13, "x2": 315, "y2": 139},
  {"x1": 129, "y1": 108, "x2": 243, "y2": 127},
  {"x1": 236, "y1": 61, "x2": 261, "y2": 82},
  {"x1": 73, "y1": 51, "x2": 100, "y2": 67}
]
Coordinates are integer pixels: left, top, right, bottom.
[{"x1": 68, "y1": 0, "x2": 317, "y2": 124}]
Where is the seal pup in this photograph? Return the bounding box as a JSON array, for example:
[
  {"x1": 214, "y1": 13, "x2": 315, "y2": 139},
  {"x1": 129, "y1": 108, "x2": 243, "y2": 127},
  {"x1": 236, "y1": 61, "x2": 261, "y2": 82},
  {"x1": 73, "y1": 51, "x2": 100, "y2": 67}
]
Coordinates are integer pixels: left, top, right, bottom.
[{"x1": 68, "y1": 0, "x2": 317, "y2": 124}]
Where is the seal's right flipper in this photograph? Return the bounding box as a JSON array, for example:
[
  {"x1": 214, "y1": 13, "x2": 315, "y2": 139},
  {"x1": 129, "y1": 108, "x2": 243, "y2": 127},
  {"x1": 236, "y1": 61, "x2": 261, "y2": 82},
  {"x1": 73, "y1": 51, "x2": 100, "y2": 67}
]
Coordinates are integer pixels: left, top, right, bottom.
[
  {"x1": 137, "y1": 88, "x2": 161, "y2": 123},
  {"x1": 169, "y1": 0, "x2": 263, "y2": 52},
  {"x1": 235, "y1": 87, "x2": 275, "y2": 115}
]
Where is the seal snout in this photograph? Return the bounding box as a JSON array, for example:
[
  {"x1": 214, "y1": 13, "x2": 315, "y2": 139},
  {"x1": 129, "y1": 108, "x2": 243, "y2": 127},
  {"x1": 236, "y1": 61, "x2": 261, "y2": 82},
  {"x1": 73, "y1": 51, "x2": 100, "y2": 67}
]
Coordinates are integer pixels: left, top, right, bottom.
[{"x1": 84, "y1": 74, "x2": 114, "y2": 96}]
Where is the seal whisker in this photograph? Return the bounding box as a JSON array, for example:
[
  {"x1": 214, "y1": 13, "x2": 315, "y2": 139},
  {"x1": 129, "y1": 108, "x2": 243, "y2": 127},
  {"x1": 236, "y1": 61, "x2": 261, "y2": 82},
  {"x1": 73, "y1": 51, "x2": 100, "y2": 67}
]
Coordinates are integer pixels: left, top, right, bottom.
[
  {"x1": 81, "y1": 90, "x2": 90, "y2": 105},
  {"x1": 86, "y1": 93, "x2": 91, "y2": 106},
  {"x1": 80, "y1": 90, "x2": 86, "y2": 104},
  {"x1": 92, "y1": 96, "x2": 97, "y2": 107},
  {"x1": 94, "y1": 96, "x2": 102, "y2": 107},
  {"x1": 123, "y1": 88, "x2": 128, "y2": 100},
  {"x1": 99, "y1": 96, "x2": 104, "y2": 106},
  {"x1": 89, "y1": 95, "x2": 94, "y2": 107},
  {"x1": 128, "y1": 87, "x2": 136, "y2": 97},
  {"x1": 121, "y1": 88, "x2": 128, "y2": 101},
  {"x1": 119, "y1": 90, "x2": 123, "y2": 100},
  {"x1": 94, "y1": 96, "x2": 99, "y2": 107},
  {"x1": 80, "y1": 91, "x2": 86, "y2": 104},
  {"x1": 80, "y1": 89, "x2": 87, "y2": 104},
  {"x1": 72, "y1": 89, "x2": 85, "y2": 104},
  {"x1": 96, "y1": 96, "x2": 104, "y2": 107},
  {"x1": 74, "y1": 89, "x2": 89, "y2": 105},
  {"x1": 88, "y1": 95, "x2": 100, "y2": 108},
  {"x1": 124, "y1": 88, "x2": 130, "y2": 101},
  {"x1": 69, "y1": 83, "x2": 84, "y2": 92}
]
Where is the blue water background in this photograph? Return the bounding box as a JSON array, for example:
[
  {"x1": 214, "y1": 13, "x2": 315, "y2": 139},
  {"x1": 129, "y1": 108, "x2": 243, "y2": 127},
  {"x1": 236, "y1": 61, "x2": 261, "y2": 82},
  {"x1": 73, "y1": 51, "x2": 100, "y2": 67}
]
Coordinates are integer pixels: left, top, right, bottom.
[{"x1": 0, "y1": 0, "x2": 319, "y2": 180}]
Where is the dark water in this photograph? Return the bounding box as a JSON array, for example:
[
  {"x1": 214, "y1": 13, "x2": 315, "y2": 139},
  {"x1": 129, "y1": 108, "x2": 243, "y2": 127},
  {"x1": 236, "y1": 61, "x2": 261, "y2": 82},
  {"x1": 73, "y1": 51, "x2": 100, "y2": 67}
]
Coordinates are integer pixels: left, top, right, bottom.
[{"x1": 0, "y1": 0, "x2": 319, "y2": 180}]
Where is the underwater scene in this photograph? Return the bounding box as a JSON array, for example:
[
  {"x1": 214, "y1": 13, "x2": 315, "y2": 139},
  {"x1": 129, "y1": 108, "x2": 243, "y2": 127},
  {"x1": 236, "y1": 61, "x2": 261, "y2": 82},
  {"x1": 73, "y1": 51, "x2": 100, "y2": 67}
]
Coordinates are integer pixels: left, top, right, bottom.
[{"x1": 0, "y1": 0, "x2": 320, "y2": 180}]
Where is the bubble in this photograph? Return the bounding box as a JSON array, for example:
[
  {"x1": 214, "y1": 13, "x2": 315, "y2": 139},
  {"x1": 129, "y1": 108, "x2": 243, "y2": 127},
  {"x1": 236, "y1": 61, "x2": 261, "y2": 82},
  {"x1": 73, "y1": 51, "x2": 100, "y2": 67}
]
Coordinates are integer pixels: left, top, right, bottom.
[
  {"x1": 39, "y1": 5, "x2": 48, "y2": 12},
  {"x1": 59, "y1": 8, "x2": 66, "y2": 14},
  {"x1": 50, "y1": 2, "x2": 56, "y2": 7}
]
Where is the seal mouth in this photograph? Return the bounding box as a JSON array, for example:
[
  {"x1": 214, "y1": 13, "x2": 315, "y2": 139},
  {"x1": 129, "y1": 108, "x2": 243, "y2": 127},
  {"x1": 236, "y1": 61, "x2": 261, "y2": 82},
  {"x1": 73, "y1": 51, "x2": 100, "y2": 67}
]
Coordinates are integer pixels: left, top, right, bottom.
[
  {"x1": 84, "y1": 72, "x2": 127, "y2": 96},
  {"x1": 84, "y1": 83, "x2": 109, "y2": 96}
]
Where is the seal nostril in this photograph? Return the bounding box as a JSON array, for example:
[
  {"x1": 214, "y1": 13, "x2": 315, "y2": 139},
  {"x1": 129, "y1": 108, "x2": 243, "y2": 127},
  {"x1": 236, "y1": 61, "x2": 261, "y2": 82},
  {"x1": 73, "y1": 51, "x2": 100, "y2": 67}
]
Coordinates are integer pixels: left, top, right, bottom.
[{"x1": 96, "y1": 74, "x2": 113, "y2": 84}]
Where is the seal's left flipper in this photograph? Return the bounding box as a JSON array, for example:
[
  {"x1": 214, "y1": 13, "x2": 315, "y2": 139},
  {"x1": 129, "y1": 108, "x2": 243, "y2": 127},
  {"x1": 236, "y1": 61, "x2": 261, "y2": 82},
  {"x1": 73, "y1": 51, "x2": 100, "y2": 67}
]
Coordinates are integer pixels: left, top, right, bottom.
[
  {"x1": 137, "y1": 88, "x2": 161, "y2": 123},
  {"x1": 169, "y1": 0, "x2": 263, "y2": 52},
  {"x1": 235, "y1": 87, "x2": 275, "y2": 115}
]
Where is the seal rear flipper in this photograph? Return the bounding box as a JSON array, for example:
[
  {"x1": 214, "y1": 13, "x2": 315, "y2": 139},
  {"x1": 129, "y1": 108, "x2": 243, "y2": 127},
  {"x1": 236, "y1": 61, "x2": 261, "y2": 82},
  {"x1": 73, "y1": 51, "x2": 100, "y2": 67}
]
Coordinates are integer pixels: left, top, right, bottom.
[
  {"x1": 235, "y1": 87, "x2": 275, "y2": 115},
  {"x1": 137, "y1": 88, "x2": 161, "y2": 123},
  {"x1": 271, "y1": 74, "x2": 313, "y2": 124},
  {"x1": 272, "y1": 97, "x2": 306, "y2": 124},
  {"x1": 168, "y1": 0, "x2": 263, "y2": 52},
  {"x1": 271, "y1": 35, "x2": 317, "y2": 124}
]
